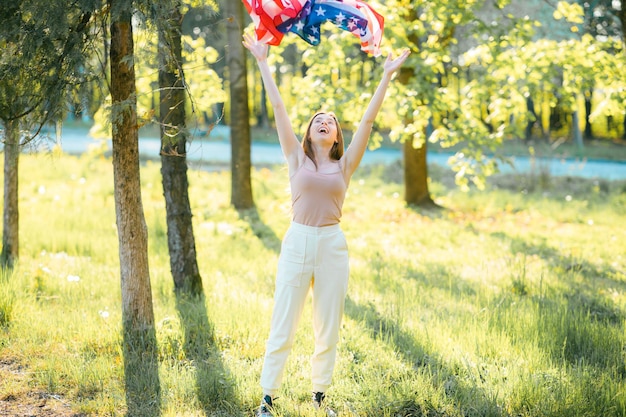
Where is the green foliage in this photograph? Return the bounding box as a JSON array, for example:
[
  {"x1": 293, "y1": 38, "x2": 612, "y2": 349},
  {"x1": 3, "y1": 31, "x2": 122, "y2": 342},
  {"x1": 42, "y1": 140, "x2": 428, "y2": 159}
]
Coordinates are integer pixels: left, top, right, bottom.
[
  {"x1": 133, "y1": 27, "x2": 226, "y2": 122},
  {"x1": 553, "y1": 1, "x2": 585, "y2": 25},
  {"x1": 90, "y1": 7, "x2": 226, "y2": 138},
  {"x1": 244, "y1": 0, "x2": 625, "y2": 192},
  {"x1": 1, "y1": 153, "x2": 625, "y2": 416},
  {"x1": 0, "y1": 0, "x2": 97, "y2": 130}
]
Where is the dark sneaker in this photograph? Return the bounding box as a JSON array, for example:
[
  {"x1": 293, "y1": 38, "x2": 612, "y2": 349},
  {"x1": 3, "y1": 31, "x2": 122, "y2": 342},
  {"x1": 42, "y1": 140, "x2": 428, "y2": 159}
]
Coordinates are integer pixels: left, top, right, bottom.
[
  {"x1": 312, "y1": 392, "x2": 337, "y2": 417},
  {"x1": 256, "y1": 395, "x2": 274, "y2": 417}
]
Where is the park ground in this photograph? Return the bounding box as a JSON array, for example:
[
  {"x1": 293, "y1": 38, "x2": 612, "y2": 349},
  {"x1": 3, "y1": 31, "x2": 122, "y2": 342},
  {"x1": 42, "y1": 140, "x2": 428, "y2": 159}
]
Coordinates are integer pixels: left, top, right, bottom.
[{"x1": 0, "y1": 136, "x2": 625, "y2": 417}]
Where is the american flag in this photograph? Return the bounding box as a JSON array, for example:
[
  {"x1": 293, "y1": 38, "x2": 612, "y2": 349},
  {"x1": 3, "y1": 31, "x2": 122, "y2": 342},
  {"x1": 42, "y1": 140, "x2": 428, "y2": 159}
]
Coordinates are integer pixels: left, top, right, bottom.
[{"x1": 242, "y1": 0, "x2": 384, "y2": 56}]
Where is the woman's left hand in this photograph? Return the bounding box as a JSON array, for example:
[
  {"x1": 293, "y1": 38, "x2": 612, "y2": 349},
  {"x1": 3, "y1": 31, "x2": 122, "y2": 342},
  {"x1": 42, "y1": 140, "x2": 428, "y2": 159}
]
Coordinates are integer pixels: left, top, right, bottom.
[{"x1": 383, "y1": 49, "x2": 411, "y2": 75}]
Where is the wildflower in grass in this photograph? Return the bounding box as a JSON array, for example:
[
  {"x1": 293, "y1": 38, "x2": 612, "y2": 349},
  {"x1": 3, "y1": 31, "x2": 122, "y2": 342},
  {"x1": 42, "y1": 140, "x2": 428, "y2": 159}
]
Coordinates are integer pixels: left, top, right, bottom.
[
  {"x1": 99, "y1": 309, "x2": 110, "y2": 319},
  {"x1": 67, "y1": 275, "x2": 80, "y2": 282},
  {"x1": 565, "y1": 195, "x2": 572, "y2": 201},
  {"x1": 38, "y1": 265, "x2": 52, "y2": 275}
]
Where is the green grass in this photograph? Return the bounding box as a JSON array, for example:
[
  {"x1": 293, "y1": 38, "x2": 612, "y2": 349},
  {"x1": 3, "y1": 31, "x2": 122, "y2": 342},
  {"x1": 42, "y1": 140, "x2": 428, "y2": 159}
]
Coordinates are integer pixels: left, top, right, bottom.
[{"x1": 0, "y1": 148, "x2": 625, "y2": 416}]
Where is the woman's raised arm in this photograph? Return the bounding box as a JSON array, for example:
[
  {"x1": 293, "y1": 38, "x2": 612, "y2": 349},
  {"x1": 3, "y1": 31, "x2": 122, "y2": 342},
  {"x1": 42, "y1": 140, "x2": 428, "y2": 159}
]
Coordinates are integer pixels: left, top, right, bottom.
[
  {"x1": 243, "y1": 33, "x2": 302, "y2": 172},
  {"x1": 342, "y1": 49, "x2": 410, "y2": 179}
]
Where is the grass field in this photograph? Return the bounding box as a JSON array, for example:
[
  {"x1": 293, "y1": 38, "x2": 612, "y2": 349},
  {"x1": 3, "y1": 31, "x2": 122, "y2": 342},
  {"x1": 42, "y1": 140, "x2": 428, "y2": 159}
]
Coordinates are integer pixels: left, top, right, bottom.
[{"x1": 0, "y1": 146, "x2": 625, "y2": 416}]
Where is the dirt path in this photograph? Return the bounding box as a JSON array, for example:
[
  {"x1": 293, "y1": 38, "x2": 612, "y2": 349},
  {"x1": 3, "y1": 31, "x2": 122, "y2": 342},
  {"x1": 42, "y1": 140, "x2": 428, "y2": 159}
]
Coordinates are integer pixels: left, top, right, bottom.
[{"x1": 0, "y1": 359, "x2": 82, "y2": 417}]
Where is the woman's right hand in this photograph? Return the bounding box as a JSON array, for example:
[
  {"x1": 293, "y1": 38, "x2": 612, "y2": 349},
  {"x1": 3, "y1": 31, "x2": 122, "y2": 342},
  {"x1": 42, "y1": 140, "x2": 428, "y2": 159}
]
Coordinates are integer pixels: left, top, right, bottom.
[{"x1": 242, "y1": 33, "x2": 269, "y2": 62}]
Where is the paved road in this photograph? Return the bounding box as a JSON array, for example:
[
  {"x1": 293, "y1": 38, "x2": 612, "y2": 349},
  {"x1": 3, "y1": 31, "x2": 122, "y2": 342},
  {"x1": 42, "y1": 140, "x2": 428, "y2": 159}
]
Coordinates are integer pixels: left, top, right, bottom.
[{"x1": 37, "y1": 125, "x2": 626, "y2": 180}]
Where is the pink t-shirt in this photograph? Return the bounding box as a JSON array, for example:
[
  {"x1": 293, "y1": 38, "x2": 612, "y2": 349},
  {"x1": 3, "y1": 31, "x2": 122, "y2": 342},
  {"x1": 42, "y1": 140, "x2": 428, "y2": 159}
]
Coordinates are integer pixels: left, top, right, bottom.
[{"x1": 290, "y1": 157, "x2": 347, "y2": 227}]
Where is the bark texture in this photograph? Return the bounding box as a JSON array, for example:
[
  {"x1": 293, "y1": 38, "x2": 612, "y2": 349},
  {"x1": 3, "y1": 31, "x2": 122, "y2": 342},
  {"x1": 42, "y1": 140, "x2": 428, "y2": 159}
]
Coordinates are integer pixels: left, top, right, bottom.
[
  {"x1": 110, "y1": 2, "x2": 155, "y2": 332},
  {"x1": 110, "y1": 1, "x2": 160, "y2": 413},
  {"x1": 157, "y1": 1, "x2": 203, "y2": 295},
  {"x1": 404, "y1": 138, "x2": 435, "y2": 207},
  {"x1": 225, "y1": 0, "x2": 254, "y2": 209},
  {"x1": 1, "y1": 119, "x2": 19, "y2": 268}
]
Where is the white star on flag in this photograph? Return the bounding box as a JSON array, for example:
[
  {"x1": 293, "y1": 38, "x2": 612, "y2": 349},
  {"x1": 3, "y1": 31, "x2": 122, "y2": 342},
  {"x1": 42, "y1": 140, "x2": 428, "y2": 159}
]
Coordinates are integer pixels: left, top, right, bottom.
[{"x1": 335, "y1": 12, "x2": 346, "y2": 24}]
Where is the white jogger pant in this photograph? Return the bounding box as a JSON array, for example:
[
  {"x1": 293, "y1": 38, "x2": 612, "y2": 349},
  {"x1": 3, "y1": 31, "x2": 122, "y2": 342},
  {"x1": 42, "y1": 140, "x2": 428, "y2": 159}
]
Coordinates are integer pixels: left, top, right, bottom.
[{"x1": 260, "y1": 222, "x2": 349, "y2": 397}]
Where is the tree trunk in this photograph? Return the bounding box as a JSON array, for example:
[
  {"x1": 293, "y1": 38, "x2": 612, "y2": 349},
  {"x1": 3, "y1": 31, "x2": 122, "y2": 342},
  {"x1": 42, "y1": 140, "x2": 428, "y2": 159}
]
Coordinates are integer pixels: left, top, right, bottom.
[
  {"x1": 259, "y1": 83, "x2": 269, "y2": 128},
  {"x1": 549, "y1": 96, "x2": 564, "y2": 134},
  {"x1": 584, "y1": 89, "x2": 593, "y2": 139},
  {"x1": 157, "y1": 0, "x2": 203, "y2": 295},
  {"x1": 110, "y1": 0, "x2": 154, "y2": 337},
  {"x1": 404, "y1": 138, "x2": 435, "y2": 207},
  {"x1": 526, "y1": 96, "x2": 536, "y2": 141},
  {"x1": 395, "y1": 62, "x2": 435, "y2": 208},
  {"x1": 616, "y1": 5, "x2": 626, "y2": 142},
  {"x1": 618, "y1": 5, "x2": 624, "y2": 140},
  {"x1": 572, "y1": 110, "x2": 583, "y2": 150},
  {"x1": 109, "y1": 0, "x2": 160, "y2": 413},
  {"x1": 1, "y1": 119, "x2": 19, "y2": 268},
  {"x1": 224, "y1": 0, "x2": 254, "y2": 210}
]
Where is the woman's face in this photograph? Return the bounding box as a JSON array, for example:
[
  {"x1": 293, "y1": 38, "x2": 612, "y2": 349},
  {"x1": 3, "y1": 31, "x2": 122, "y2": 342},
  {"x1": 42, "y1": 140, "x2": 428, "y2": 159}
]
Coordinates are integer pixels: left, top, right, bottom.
[{"x1": 309, "y1": 113, "x2": 338, "y2": 144}]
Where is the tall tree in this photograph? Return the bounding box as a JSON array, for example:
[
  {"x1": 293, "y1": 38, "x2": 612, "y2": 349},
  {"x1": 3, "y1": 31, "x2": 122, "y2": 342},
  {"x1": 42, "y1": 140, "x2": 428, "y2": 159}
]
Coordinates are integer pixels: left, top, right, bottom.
[
  {"x1": 0, "y1": 1, "x2": 93, "y2": 267},
  {"x1": 578, "y1": 0, "x2": 626, "y2": 139},
  {"x1": 108, "y1": 0, "x2": 160, "y2": 412},
  {"x1": 395, "y1": 3, "x2": 438, "y2": 207},
  {"x1": 386, "y1": 0, "x2": 479, "y2": 203},
  {"x1": 155, "y1": 0, "x2": 203, "y2": 295},
  {"x1": 224, "y1": 0, "x2": 254, "y2": 209}
]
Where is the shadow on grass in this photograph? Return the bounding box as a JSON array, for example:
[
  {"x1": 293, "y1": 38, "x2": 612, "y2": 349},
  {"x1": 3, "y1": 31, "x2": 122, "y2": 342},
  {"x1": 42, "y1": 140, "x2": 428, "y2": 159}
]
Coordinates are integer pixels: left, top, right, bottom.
[
  {"x1": 175, "y1": 292, "x2": 243, "y2": 416},
  {"x1": 491, "y1": 231, "x2": 626, "y2": 325},
  {"x1": 344, "y1": 296, "x2": 501, "y2": 417},
  {"x1": 238, "y1": 207, "x2": 282, "y2": 253},
  {"x1": 362, "y1": 251, "x2": 480, "y2": 302},
  {"x1": 405, "y1": 204, "x2": 449, "y2": 224},
  {"x1": 488, "y1": 232, "x2": 626, "y2": 373},
  {"x1": 123, "y1": 327, "x2": 161, "y2": 417}
]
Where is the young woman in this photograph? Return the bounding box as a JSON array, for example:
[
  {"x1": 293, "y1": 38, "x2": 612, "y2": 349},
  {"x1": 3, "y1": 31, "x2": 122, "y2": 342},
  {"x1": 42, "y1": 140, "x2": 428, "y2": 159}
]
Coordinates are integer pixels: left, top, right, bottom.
[{"x1": 243, "y1": 33, "x2": 409, "y2": 417}]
